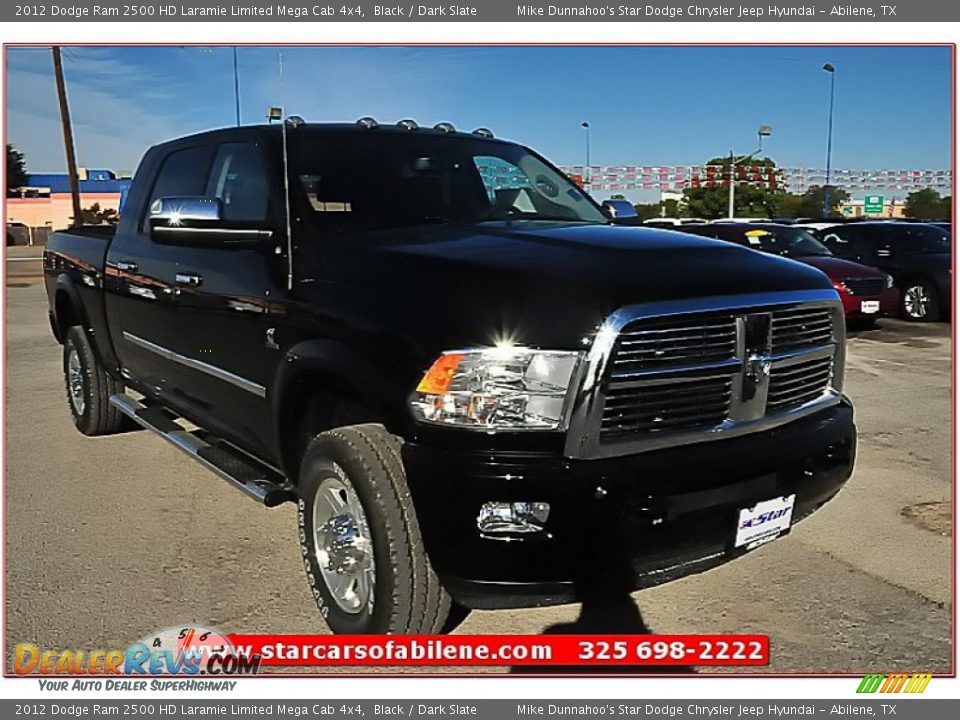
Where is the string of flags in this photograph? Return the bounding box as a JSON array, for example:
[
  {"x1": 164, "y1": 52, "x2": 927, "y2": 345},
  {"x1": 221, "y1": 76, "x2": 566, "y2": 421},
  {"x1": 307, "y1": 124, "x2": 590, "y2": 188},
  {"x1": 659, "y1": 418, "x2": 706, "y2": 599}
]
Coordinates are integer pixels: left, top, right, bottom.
[{"x1": 560, "y1": 166, "x2": 952, "y2": 192}]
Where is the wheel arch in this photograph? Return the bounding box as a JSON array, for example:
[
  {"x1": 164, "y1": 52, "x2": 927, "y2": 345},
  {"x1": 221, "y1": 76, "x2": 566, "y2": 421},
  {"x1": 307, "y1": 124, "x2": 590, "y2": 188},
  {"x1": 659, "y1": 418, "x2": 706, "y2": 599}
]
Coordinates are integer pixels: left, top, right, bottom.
[
  {"x1": 271, "y1": 339, "x2": 416, "y2": 481},
  {"x1": 52, "y1": 276, "x2": 90, "y2": 344}
]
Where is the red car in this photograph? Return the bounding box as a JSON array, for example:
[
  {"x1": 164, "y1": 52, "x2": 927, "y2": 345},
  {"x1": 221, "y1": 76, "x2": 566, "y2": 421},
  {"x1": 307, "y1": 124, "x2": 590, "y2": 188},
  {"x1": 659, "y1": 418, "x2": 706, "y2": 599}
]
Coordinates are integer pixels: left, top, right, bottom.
[{"x1": 682, "y1": 223, "x2": 898, "y2": 321}]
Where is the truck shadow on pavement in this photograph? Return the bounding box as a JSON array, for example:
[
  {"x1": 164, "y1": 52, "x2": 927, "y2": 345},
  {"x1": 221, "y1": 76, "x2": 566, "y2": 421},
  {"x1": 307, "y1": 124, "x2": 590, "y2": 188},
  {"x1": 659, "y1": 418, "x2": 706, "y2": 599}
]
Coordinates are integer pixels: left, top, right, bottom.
[{"x1": 509, "y1": 585, "x2": 697, "y2": 674}]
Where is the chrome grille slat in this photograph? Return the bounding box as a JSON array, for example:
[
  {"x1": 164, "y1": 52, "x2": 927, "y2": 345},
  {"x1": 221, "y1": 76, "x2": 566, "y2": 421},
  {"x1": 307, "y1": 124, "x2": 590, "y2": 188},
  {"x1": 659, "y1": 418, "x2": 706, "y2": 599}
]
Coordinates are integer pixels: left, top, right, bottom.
[
  {"x1": 766, "y1": 356, "x2": 833, "y2": 411},
  {"x1": 610, "y1": 315, "x2": 737, "y2": 374},
  {"x1": 601, "y1": 376, "x2": 732, "y2": 437},
  {"x1": 771, "y1": 307, "x2": 834, "y2": 353}
]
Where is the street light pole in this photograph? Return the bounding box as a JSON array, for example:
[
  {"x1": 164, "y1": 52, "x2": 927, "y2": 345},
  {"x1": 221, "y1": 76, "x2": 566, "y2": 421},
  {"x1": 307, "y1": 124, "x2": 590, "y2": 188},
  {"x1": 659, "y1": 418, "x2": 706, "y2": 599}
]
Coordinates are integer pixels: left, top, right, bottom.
[
  {"x1": 581, "y1": 121, "x2": 591, "y2": 189},
  {"x1": 822, "y1": 63, "x2": 836, "y2": 217},
  {"x1": 727, "y1": 126, "x2": 772, "y2": 219}
]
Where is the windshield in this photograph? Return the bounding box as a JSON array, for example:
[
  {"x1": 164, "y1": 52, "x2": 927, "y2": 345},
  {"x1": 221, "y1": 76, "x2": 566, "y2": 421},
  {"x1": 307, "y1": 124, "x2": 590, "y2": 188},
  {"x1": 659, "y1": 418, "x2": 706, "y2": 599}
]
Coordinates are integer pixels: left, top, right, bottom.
[
  {"x1": 739, "y1": 226, "x2": 832, "y2": 257},
  {"x1": 290, "y1": 133, "x2": 606, "y2": 234}
]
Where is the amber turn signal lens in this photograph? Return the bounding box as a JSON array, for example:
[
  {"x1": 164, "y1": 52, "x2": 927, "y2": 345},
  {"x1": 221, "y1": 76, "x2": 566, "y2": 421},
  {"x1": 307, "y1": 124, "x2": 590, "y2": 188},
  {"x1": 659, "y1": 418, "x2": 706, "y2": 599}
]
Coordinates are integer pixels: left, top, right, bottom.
[{"x1": 416, "y1": 353, "x2": 465, "y2": 395}]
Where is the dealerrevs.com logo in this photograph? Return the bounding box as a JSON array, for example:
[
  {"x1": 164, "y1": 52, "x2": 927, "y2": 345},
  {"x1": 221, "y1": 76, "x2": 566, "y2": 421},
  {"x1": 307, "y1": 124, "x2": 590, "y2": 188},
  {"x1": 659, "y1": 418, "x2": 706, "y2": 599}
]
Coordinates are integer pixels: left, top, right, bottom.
[{"x1": 13, "y1": 625, "x2": 261, "y2": 676}]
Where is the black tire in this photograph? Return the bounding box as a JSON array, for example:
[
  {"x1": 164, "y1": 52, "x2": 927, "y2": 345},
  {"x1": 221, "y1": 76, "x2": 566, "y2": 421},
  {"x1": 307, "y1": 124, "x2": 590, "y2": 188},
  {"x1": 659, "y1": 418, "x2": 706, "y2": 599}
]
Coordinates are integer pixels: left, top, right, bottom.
[
  {"x1": 297, "y1": 424, "x2": 451, "y2": 634},
  {"x1": 900, "y1": 279, "x2": 940, "y2": 322},
  {"x1": 63, "y1": 326, "x2": 126, "y2": 436}
]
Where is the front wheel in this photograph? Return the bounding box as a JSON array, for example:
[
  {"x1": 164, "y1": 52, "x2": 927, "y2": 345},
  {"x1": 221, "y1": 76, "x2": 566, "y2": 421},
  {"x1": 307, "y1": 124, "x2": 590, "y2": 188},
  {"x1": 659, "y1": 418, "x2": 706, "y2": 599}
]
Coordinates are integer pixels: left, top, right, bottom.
[
  {"x1": 901, "y1": 279, "x2": 940, "y2": 322},
  {"x1": 297, "y1": 424, "x2": 452, "y2": 634}
]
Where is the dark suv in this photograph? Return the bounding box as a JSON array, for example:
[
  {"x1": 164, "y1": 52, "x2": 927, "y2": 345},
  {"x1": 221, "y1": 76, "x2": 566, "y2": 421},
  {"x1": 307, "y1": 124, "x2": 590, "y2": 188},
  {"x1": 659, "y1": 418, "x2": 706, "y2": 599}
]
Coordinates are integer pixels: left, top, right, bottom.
[{"x1": 815, "y1": 222, "x2": 951, "y2": 322}]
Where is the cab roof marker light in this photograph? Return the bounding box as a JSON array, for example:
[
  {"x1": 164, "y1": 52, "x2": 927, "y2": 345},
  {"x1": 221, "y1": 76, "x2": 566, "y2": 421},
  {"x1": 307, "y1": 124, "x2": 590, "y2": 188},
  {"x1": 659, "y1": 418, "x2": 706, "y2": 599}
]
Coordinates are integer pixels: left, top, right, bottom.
[
  {"x1": 356, "y1": 117, "x2": 378, "y2": 129},
  {"x1": 434, "y1": 122, "x2": 456, "y2": 133},
  {"x1": 284, "y1": 116, "x2": 306, "y2": 128},
  {"x1": 397, "y1": 119, "x2": 419, "y2": 131},
  {"x1": 472, "y1": 128, "x2": 494, "y2": 139}
]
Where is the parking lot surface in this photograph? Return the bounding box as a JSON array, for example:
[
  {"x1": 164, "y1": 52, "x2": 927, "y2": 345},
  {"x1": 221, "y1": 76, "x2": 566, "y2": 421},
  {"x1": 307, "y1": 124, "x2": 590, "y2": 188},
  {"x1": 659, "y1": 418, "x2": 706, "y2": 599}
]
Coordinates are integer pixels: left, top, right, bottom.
[{"x1": 4, "y1": 279, "x2": 952, "y2": 673}]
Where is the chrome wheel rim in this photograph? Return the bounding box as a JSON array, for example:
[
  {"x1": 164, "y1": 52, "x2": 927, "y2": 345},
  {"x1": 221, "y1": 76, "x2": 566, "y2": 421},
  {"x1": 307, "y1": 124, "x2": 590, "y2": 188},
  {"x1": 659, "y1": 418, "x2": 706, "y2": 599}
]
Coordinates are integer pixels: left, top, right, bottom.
[
  {"x1": 904, "y1": 285, "x2": 931, "y2": 319},
  {"x1": 67, "y1": 348, "x2": 86, "y2": 417},
  {"x1": 312, "y1": 469, "x2": 375, "y2": 615}
]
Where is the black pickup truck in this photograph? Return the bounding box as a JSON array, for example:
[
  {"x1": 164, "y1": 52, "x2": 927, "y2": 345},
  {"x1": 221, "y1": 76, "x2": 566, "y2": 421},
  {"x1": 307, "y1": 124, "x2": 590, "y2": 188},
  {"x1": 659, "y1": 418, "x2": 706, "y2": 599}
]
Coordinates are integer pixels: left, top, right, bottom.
[{"x1": 44, "y1": 119, "x2": 856, "y2": 635}]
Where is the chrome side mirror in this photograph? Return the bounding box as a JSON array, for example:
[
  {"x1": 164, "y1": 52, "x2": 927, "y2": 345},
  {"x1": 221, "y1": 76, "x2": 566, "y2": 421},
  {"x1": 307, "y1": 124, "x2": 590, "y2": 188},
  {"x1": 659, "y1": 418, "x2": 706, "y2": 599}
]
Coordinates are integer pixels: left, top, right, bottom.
[
  {"x1": 150, "y1": 196, "x2": 223, "y2": 225},
  {"x1": 148, "y1": 196, "x2": 272, "y2": 246}
]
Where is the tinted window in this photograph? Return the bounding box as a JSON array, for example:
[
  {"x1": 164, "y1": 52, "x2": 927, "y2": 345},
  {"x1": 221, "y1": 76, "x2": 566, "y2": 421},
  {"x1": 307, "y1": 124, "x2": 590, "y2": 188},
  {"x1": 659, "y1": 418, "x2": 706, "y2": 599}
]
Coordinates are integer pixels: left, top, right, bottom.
[
  {"x1": 731, "y1": 226, "x2": 831, "y2": 257},
  {"x1": 291, "y1": 133, "x2": 605, "y2": 235},
  {"x1": 205, "y1": 143, "x2": 270, "y2": 222},
  {"x1": 887, "y1": 225, "x2": 950, "y2": 254}
]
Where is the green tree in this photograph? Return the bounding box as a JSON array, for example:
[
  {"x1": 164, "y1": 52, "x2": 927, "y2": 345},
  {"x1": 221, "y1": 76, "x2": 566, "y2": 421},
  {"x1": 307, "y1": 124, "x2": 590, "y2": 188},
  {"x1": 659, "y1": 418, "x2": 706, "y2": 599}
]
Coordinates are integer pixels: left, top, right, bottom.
[
  {"x1": 6, "y1": 144, "x2": 28, "y2": 195},
  {"x1": 79, "y1": 203, "x2": 120, "y2": 226},
  {"x1": 682, "y1": 156, "x2": 785, "y2": 220},
  {"x1": 632, "y1": 202, "x2": 663, "y2": 221},
  {"x1": 786, "y1": 185, "x2": 851, "y2": 218},
  {"x1": 903, "y1": 189, "x2": 950, "y2": 220}
]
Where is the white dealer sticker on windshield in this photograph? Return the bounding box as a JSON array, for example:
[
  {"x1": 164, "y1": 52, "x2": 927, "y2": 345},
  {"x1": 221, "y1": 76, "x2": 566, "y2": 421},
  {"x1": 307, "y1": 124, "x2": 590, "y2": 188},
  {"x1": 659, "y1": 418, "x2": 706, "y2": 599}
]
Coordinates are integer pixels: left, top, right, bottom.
[{"x1": 735, "y1": 495, "x2": 796, "y2": 550}]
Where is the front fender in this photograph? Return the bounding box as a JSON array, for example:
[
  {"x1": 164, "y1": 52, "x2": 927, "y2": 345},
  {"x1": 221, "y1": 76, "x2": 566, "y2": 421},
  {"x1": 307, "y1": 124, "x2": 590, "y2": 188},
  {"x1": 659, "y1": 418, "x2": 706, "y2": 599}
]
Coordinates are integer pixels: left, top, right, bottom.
[{"x1": 270, "y1": 338, "x2": 420, "y2": 446}]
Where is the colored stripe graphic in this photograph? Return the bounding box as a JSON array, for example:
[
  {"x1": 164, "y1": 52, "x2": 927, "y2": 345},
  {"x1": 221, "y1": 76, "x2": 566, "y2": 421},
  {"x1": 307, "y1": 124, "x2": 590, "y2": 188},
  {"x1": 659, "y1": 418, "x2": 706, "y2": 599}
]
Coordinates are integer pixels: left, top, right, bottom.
[{"x1": 857, "y1": 673, "x2": 932, "y2": 693}]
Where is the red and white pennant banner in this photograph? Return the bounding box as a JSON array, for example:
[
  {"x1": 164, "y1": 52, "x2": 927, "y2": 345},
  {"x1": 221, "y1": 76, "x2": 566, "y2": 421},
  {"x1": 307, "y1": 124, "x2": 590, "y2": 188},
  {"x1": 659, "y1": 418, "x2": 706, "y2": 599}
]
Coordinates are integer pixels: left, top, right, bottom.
[{"x1": 562, "y1": 166, "x2": 952, "y2": 192}]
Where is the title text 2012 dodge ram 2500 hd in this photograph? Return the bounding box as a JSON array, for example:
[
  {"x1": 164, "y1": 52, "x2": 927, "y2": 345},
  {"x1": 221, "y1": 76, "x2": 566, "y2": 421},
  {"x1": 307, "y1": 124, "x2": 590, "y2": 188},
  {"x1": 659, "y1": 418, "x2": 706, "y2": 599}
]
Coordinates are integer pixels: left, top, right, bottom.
[{"x1": 45, "y1": 119, "x2": 856, "y2": 634}]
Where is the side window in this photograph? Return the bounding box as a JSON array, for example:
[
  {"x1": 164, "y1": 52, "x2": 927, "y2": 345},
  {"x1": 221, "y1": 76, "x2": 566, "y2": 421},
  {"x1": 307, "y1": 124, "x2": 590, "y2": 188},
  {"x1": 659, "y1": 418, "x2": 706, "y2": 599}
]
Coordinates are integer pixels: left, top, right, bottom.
[
  {"x1": 205, "y1": 143, "x2": 270, "y2": 222},
  {"x1": 143, "y1": 145, "x2": 213, "y2": 231}
]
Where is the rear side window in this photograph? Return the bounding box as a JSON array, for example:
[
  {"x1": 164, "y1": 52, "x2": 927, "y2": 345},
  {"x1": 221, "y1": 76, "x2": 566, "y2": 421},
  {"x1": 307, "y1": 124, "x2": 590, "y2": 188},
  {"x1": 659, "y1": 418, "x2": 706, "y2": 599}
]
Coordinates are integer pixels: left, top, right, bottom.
[
  {"x1": 143, "y1": 145, "x2": 213, "y2": 230},
  {"x1": 205, "y1": 143, "x2": 270, "y2": 222}
]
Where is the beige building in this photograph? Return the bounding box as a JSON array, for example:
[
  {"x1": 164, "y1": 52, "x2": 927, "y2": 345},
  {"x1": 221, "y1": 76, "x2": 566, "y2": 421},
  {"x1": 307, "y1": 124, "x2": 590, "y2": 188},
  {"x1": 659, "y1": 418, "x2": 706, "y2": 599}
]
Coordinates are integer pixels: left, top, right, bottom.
[{"x1": 6, "y1": 192, "x2": 123, "y2": 232}]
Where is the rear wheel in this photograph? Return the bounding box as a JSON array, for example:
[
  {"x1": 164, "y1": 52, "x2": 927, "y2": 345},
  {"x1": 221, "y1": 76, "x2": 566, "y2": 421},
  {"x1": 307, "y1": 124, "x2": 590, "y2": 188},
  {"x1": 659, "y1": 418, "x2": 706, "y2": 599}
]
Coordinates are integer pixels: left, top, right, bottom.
[
  {"x1": 297, "y1": 424, "x2": 452, "y2": 634},
  {"x1": 63, "y1": 326, "x2": 126, "y2": 436},
  {"x1": 901, "y1": 279, "x2": 940, "y2": 322}
]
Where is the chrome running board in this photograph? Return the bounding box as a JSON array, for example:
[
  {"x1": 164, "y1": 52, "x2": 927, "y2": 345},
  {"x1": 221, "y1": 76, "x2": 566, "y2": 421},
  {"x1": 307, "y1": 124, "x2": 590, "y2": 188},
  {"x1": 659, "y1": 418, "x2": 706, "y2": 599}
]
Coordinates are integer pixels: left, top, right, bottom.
[{"x1": 109, "y1": 394, "x2": 294, "y2": 507}]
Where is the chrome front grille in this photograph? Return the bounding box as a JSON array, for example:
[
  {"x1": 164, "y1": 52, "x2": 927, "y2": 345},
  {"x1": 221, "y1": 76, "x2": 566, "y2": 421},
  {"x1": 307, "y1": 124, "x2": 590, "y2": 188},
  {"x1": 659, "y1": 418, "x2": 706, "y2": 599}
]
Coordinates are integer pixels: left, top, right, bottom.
[
  {"x1": 564, "y1": 290, "x2": 846, "y2": 459},
  {"x1": 611, "y1": 316, "x2": 737, "y2": 372},
  {"x1": 767, "y1": 356, "x2": 833, "y2": 412},
  {"x1": 771, "y1": 307, "x2": 834, "y2": 353}
]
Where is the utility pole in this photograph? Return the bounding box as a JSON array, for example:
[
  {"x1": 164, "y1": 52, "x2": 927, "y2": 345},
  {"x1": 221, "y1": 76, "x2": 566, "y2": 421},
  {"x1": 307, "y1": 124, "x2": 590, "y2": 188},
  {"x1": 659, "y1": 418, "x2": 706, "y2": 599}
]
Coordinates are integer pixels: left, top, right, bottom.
[{"x1": 52, "y1": 47, "x2": 83, "y2": 228}]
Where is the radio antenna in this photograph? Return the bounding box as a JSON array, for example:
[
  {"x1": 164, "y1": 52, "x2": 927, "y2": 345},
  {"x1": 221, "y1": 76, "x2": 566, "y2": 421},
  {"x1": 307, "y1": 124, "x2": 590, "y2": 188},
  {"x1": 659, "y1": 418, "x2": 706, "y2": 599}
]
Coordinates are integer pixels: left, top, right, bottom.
[{"x1": 279, "y1": 51, "x2": 294, "y2": 291}]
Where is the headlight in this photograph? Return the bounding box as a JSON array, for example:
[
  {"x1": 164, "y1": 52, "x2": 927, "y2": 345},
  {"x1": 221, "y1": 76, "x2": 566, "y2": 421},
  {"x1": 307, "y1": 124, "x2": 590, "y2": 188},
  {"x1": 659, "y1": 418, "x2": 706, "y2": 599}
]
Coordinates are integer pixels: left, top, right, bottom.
[
  {"x1": 886, "y1": 274, "x2": 895, "y2": 289},
  {"x1": 410, "y1": 348, "x2": 581, "y2": 430}
]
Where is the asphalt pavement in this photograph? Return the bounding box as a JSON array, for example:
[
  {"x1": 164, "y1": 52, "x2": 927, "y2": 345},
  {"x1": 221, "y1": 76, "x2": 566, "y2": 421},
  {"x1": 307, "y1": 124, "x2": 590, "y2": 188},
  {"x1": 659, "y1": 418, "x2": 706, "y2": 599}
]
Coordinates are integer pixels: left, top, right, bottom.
[{"x1": 3, "y1": 278, "x2": 952, "y2": 674}]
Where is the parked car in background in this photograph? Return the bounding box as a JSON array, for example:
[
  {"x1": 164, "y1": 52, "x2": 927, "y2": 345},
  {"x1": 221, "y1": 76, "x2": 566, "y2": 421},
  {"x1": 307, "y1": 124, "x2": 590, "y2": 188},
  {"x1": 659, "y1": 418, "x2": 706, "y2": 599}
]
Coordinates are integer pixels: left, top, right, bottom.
[
  {"x1": 681, "y1": 223, "x2": 898, "y2": 323},
  {"x1": 814, "y1": 222, "x2": 951, "y2": 322},
  {"x1": 642, "y1": 217, "x2": 707, "y2": 228}
]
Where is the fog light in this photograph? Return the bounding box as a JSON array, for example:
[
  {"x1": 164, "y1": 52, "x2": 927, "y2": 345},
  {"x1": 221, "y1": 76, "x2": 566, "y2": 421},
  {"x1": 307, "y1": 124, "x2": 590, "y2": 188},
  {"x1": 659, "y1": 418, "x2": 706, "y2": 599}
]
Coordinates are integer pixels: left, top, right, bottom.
[{"x1": 477, "y1": 502, "x2": 550, "y2": 535}]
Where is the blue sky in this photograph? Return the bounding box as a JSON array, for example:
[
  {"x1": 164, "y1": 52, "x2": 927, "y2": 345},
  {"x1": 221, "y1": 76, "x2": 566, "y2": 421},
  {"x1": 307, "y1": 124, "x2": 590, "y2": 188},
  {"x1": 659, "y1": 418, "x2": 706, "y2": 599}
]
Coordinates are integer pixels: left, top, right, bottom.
[{"x1": 5, "y1": 45, "x2": 952, "y2": 201}]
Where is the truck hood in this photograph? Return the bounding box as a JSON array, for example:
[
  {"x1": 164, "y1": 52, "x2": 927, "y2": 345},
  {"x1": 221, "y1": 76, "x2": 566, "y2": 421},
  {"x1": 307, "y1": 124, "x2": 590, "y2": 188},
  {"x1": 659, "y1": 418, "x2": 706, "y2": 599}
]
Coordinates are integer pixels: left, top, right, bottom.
[{"x1": 316, "y1": 221, "x2": 835, "y2": 349}]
